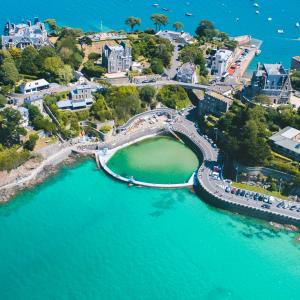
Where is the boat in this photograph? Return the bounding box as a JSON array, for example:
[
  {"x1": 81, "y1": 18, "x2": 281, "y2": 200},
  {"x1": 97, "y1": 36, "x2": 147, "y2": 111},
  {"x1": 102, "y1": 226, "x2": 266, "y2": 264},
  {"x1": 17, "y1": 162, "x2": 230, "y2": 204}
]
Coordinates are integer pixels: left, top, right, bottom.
[
  {"x1": 255, "y1": 49, "x2": 261, "y2": 55},
  {"x1": 236, "y1": 17, "x2": 240, "y2": 22},
  {"x1": 162, "y1": 7, "x2": 170, "y2": 11},
  {"x1": 296, "y1": 22, "x2": 300, "y2": 28},
  {"x1": 185, "y1": 12, "x2": 192, "y2": 16},
  {"x1": 277, "y1": 29, "x2": 284, "y2": 34},
  {"x1": 153, "y1": 3, "x2": 159, "y2": 7},
  {"x1": 268, "y1": 17, "x2": 272, "y2": 21},
  {"x1": 253, "y1": 3, "x2": 259, "y2": 7},
  {"x1": 255, "y1": 10, "x2": 260, "y2": 14}
]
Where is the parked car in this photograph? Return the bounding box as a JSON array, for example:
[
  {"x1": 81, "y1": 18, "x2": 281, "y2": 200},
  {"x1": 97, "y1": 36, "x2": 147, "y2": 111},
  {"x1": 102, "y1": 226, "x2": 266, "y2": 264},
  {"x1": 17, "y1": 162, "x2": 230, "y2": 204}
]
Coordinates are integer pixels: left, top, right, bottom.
[
  {"x1": 254, "y1": 193, "x2": 259, "y2": 200},
  {"x1": 261, "y1": 204, "x2": 270, "y2": 209},
  {"x1": 231, "y1": 187, "x2": 237, "y2": 194},
  {"x1": 225, "y1": 186, "x2": 231, "y2": 193},
  {"x1": 240, "y1": 190, "x2": 246, "y2": 197},
  {"x1": 235, "y1": 189, "x2": 241, "y2": 196}
]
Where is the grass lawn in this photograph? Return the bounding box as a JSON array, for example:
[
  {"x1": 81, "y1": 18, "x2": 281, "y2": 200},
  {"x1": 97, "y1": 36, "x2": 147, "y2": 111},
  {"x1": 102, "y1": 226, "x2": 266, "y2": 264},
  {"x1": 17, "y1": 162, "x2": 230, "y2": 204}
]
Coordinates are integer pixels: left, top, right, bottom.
[{"x1": 232, "y1": 182, "x2": 289, "y2": 201}]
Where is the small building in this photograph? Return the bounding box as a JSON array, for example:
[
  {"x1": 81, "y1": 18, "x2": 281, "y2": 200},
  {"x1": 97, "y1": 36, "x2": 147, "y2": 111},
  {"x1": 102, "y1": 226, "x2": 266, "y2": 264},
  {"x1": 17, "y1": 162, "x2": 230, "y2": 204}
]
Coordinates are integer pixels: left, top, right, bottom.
[
  {"x1": 209, "y1": 85, "x2": 233, "y2": 97},
  {"x1": 176, "y1": 62, "x2": 198, "y2": 84},
  {"x1": 1, "y1": 18, "x2": 51, "y2": 49},
  {"x1": 291, "y1": 56, "x2": 300, "y2": 71},
  {"x1": 250, "y1": 63, "x2": 292, "y2": 104},
  {"x1": 17, "y1": 107, "x2": 29, "y2": 127},
  {"x1": 156, "y1": 30, "x2": 195, "y2": 45},
  {"x1": 74, "y1": 70, "x2": 87, "y2": 85},
  {"x1": 269, "y1": 126, "x2": 300, "y2": 161},
  {"x1": 211, "y1": 49, "x2": 233, "y2": 77},
  {"x1": 102, "y1": 41, "x2": 132, "y2": 74},
  {"x1": 131, "y1": 61, "x2": 143, "y2": 73},
  {"x1": 198, "y1": 91, "x2": 233, "y2": 117},
  {"x1": 57, "y1": 85, "x2": 94, "y2": 110},
  {"x1": 20, "y1": 79, "x2": 50, "y2": 94},
  {"x1": 24, "y1": 95, "x2": 44, "y2": 112}
]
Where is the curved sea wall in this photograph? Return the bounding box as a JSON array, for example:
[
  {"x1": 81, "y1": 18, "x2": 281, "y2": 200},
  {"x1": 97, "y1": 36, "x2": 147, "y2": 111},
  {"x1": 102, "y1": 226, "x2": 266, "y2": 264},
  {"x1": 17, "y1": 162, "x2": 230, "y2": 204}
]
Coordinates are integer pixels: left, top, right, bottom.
[
  {"x1": 172, "y1": 130, "x2": 300, "y2": 227},
  {"x1": 98, "y1": 131, "x2": 195, "y2": 189},
  {"x1": 196, "y1": 184, "x2": 300, "y2": 227}
]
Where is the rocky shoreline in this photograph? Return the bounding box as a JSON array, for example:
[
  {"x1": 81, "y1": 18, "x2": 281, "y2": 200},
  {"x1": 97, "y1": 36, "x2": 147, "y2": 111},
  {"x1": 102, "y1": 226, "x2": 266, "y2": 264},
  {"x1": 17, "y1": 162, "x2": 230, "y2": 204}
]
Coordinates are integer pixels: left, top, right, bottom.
[{"x1": 0, "y1": 153, "x2": 86, "y2": 204}]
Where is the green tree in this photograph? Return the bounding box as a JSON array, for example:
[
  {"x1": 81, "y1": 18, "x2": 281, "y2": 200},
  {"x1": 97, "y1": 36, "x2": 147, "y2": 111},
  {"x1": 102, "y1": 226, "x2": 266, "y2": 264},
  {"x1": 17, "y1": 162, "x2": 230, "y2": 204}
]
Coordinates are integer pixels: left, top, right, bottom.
[
  {"x1": 157, "y1": 85, "x2": 190, "y2": 109},
  {"x1": 18, "y1": 46, "x2": 39, "y2": 75},
  {"x1": 253, "y1": 94, "x2": 272, "y2": 105},
  {"x1": 43, "y1": 57, "x2": 73, "y2": 83},
  {"x1": 0, "y1": 59, "x2": 19, "y2": 85},
  {"x1": 0, "y1": 108, "x2": 26, "y2": 147},
  {"x1": 139, "y1": 85, "x2": 156, "y2": 103},
  {"x1": 106, "y1": 86, "x2": 141, "y2": 122},
  {"x1": 173, "y1": 22, "x2": 184, "y2": 31},
  {"x1": 125, "y1": 17, "x2": 141, "y2": 32},
  {"x1": 82, "y1": 60, "x2": 106, "y2": 78},
  {"x1": 57, "y1": 64, "x2": 74, "y2": 83},
  {"x1": 35, "y1": 46, "x2": 57, "y2": 69},
  {"x1": 195, "y1": 20, "x2": 218, "y2": 40},
  {"x1": 45, "y1": 19, "x2": 59, "y2": 32},
  {"x1": 43, "y1": 56, "x2": 64, "y2": 74},
  {"x1": 90, "y1": 94, "x2": 112, "y2": 121},
  {"x1": 179, "y1": 45, "x2": 208, "y2": 76},
  {"x1": 150, "y1": 14, "x2": 168, "y2": 32},
  {"x1": 56, "y1": 29, "x2": 84, "y2": 69},
  {"x1": 0, "y1": 147, "x2": 30, "y2": 171},
  {"x1": 23, "y1": 133, "x2": 39, "y2": 151},
  {"x1": 0, "y1": 94, "x2": 7, "y2": 107},
  {"x1": 151, "y1": 58, "x2": 164, "y2": 74}
]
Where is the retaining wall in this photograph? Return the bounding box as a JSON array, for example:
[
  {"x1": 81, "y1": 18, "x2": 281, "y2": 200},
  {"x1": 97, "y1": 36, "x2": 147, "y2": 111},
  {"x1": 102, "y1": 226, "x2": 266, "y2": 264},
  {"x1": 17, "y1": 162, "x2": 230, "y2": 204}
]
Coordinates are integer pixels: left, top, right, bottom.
[{"x1": 196, "y1": 184, "x2": 300, "y2": 227}]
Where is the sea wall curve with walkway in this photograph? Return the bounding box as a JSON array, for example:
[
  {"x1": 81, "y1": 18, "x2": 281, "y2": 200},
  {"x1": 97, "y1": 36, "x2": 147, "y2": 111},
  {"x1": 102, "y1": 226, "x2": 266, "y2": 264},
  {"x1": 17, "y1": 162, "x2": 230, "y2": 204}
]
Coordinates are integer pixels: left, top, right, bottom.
[{"x1": 98, "y1": 130, "x2": 195, "y2": 189}]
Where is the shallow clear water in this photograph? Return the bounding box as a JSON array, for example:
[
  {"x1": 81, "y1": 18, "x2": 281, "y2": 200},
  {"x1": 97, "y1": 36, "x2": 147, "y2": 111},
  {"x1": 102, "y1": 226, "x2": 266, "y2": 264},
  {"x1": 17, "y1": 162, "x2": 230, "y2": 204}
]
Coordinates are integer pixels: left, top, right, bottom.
[
  {"x1": 0, "y1": 160, "x2": 300, "y2": 300},
  {"x1": 107, "y1": 136, "x2": 199, "y2": 184},
  {"x1": 1, "y1": 0, "x2": 300, "y2": 68}
]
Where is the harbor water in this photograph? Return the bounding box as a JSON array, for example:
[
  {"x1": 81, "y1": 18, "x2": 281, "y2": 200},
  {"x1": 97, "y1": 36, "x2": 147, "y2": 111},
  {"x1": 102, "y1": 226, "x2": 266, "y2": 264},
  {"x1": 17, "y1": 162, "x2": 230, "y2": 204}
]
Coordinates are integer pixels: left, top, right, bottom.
[
  {"x1": 0, "y1": 0, "x2": 300, "y2": 68},
  {"x1": 0, "y1": 160, "x2": 300, "y2": 299}
]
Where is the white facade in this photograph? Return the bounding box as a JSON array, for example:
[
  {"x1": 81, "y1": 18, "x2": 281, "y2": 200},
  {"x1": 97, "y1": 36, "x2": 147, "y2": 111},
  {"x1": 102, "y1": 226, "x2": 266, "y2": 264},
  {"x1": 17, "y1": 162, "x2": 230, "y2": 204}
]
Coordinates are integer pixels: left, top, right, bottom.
[
  {"x1": 17, "y1": 107, "x2": 29, "y2": 127},
  {"x1": 156, "y1": 30, "x2": 194, "y2": 45},
  {"x1": 211, "y1": 49, "x2": 233, "y2": 77},
  {"x1": 176, "y1": 62, "x2": 198, "y2": 84},
  {"x1": 20, "y1": 79, "x2": 50, "y2": 94}
]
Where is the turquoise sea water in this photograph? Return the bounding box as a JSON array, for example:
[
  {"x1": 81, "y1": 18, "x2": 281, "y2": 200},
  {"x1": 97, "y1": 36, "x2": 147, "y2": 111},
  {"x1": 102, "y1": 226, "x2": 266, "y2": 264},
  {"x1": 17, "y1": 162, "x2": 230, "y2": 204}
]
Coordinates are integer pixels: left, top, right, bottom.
[
  {"x1": 1, "y1": 0, "x2": 300, "y2": 68},
  {"x1": 107, "y1": 136, "x2": 199, "y2": 184},
  {"x1": 1, "y1": 160, "x2": 300, "y2": 299}
]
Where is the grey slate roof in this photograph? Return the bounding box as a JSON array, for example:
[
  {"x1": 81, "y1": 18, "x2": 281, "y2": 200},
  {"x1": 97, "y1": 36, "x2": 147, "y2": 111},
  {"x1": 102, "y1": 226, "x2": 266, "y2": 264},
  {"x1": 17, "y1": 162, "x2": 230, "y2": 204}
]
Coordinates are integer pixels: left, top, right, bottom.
[{"x1": 270, "y1": 126, "x2": 300, "y2": 155}]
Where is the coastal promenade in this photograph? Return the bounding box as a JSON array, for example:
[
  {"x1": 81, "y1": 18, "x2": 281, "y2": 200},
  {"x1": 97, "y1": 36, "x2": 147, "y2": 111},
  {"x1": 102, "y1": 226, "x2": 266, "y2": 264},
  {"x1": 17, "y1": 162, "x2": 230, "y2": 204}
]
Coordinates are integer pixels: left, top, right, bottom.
[
  {"x1": 2, "y1": 106, "x2": 300, "y2": 226},
  {"x1": 74, "y1": 107, "x2": 300, "y2": 226},
  {"x1": 170, "y1": 112, "x2": 300, "y2": 227}
]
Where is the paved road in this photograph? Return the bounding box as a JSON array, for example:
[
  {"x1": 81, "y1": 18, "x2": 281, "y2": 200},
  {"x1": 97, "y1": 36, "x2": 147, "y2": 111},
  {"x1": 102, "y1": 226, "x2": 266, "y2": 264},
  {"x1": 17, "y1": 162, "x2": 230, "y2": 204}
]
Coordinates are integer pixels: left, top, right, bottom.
[
  {"x1": 170, "y1": 112, "x2": 300, "y2": 223},
  {"x1": 164, "y1": 42, "x2": 181, "y2": 80},
  {"x1": 9, "y1": 81, "x2": 101, "y2": 103}
]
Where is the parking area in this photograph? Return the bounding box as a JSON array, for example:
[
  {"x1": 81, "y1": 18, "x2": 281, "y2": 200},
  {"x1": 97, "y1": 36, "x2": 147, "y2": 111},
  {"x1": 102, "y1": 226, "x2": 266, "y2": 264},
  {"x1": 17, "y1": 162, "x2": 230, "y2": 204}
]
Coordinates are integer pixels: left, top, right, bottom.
[{"x1": 224, "y1": 185, "x2": 300, "y2": 213}]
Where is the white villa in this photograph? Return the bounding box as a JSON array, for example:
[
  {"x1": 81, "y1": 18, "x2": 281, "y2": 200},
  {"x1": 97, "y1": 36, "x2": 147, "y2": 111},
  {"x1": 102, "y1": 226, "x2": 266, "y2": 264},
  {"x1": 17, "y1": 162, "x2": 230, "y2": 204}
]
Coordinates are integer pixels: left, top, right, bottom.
[{"x1": 20, "y1": 79, "x2": 50, "y2": 94}]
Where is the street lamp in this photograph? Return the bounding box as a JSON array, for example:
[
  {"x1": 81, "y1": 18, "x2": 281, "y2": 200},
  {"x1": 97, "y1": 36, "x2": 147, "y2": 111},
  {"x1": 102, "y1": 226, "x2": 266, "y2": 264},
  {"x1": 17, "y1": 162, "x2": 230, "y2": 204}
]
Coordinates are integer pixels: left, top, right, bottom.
[{"x1": 235, "y1": 165, "x2": 239, "y2": 183}]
